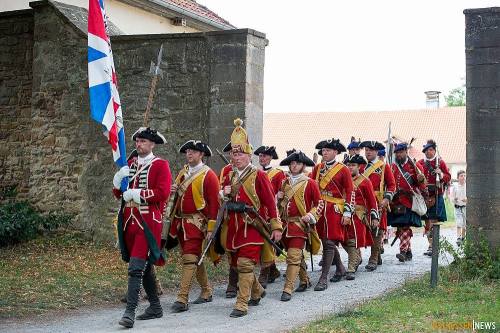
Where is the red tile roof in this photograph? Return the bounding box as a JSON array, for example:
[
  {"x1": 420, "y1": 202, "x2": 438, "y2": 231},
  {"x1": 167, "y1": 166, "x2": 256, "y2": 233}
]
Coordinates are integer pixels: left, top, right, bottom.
[
  {"x1": 263, "y1": 106, "x2": 466, "y2": 165},
  {"x1": 166, "y1": 0, "x2": 235, "y2": 28}
]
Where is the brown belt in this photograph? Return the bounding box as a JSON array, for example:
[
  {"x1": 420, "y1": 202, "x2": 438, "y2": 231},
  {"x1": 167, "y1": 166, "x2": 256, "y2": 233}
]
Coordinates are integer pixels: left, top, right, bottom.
[{"x1": 125, "y1": 202, "x2": 140, "y2": 208}]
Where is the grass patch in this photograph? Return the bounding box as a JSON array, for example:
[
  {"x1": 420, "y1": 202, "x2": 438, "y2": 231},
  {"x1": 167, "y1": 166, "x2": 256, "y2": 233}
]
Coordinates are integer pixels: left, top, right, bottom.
[
  {"x1": 0, "y1": 231, "x2": 228, "y2": 320},
  {"x1": 296, "y1": 272, "x2": 498, "y2": 333},
  {"x1": 296, "y1": 231, "x2": 499, "y2": 333}
]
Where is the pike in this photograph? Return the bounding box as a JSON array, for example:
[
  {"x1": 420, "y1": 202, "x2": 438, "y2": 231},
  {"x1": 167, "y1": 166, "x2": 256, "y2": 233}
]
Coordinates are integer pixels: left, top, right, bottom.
[{"x1": 143, "y1": 44, "x2": 164, "y2": 127}]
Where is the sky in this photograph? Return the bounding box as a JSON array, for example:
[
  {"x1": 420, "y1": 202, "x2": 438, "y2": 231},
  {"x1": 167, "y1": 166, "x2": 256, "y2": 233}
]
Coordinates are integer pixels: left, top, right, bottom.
[{"x1": 200, "y1": 0, "x2": 498, "y2": 113}]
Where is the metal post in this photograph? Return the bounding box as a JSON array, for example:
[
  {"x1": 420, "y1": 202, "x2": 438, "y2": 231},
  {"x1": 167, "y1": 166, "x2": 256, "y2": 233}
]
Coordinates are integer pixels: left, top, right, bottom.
[{"x1": 430, "y1": 223, "x2": 441, "y2": 288}]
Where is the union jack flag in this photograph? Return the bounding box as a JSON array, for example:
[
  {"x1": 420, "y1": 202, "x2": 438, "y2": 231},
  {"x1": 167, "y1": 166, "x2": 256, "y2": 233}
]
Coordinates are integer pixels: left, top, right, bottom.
[{"x1": 88, "y1": 0, "x2": 127, "y2": 171}]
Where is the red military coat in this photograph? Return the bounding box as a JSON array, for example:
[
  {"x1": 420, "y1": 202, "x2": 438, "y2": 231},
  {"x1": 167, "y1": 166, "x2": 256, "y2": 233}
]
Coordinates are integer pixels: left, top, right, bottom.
[
  {"x1": 219, "y1": 163, "x2": 233, "y2": 185},
  {"x1": 264, "y1": 167, "x2": 286, "y2": 195},
  {"x1": 310, "y1": 161, "x2": 354, "y2": 242},
  {"x1": 280, "y1": 175, "x2": 321, "y2": 240},
  {"x1": 113, "y1": 156, "x2": 171, "y2": 265},
  {"x1": 360, "y1": 158, "x2": 396, "y2": 230},
  {"x1": 223, "y1": 165, "x2": 281, "y2": 251},
  {"x1": 169, "y1": 164, "x2": 220, "y2": 241},
  {"x1": 417, "y1": 158, "x2": 451, "y2": 195},
  {"x1": 347, "y1": 175, "x2": 379, "y2": 248},
  {"x1": 391, "y1": 158, "x2": 427, "y2": 209}
]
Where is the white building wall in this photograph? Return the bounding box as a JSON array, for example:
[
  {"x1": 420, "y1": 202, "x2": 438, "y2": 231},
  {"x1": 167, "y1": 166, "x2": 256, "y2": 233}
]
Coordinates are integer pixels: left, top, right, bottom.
[{"x1": 1, "y1": 0, "x2": 200, "y2": 34}]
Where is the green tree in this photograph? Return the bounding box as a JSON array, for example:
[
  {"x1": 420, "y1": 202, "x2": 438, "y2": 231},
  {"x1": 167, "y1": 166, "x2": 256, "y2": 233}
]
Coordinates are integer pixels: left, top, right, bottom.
[{"x1": 445, "y1": 85, "x2": 465, "y2": 106}]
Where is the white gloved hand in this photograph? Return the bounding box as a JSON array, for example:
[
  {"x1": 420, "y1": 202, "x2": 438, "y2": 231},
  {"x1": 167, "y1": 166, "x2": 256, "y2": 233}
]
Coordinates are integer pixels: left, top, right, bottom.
[
  {"x1": 123, "y1": 189, "x2": 141, "y2": 203},
  {"x1": 113, "y1": 166, "x2": 130, "y2": 189}
]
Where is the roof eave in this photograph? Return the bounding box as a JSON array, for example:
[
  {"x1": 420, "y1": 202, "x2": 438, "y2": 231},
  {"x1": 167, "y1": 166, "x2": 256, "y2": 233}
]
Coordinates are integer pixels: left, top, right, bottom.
[{"x1": 119, "y1": 0, "x2": 235, "y2": 31}]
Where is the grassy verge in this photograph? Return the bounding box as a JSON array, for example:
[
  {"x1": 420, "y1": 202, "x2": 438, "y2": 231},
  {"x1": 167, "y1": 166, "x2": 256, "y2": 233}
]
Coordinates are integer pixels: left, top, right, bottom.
[
  {"x1": 296, "y1": 232, "x2": 499, "y2": 333},
  {"x1": 0, "y1": 231, "x2": 228, "y2": 320},
  {"x1": 296, "y1": 272, "x2": 498, "y2": 333}
]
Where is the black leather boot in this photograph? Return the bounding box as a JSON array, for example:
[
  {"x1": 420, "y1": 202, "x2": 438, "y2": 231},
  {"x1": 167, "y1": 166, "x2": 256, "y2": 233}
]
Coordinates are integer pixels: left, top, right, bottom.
[
  {"x1": 314, "y1": 240, "x2": 335, "y2": 291},
  {"x1": 119, "y1": 257, "x2": 146, "y2": 328},
  {"x1": 136, "y1": 262, "x2": 163, "y2": 320}
]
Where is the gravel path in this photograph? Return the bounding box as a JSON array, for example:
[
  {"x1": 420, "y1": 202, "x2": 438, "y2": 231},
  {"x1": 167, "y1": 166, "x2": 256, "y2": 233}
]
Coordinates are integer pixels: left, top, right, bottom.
[{"x1": 1, "y1": 228, "x2": 456, "y2": 333}]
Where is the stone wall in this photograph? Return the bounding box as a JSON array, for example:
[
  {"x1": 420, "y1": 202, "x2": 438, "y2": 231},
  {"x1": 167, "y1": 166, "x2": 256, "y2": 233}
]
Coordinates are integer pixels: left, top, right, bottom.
[
  {"x1": 0, "y1": 10, "x2": 33, "y2": 198},
  {"x1": 0, "y1": 0, "x2": 267, "y2": 241},
  {"x1": 464, "y1": 7, "x2": 500, "y2": 248}
]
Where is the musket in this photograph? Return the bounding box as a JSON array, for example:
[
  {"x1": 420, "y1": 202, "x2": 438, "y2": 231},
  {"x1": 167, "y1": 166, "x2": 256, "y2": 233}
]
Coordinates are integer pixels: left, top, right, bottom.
[
  {"x1": 304, "y1": 223, "x2": 314, "y2": 272},
  {"x1": 143, "y1": 44, "x2": 164, "y2": 127},
  {"x1": 245, "y1": 206, "x2": 287, "y2": 258},
  {"x1": 390, "y1": 229, "x2": 400, "y2": 247},
  {"x1": 216, "y1": 148, "x2": 230, "y2": 165},
  {"x1": 198, "y1": 198, "x2": 228, "y2": 265}
]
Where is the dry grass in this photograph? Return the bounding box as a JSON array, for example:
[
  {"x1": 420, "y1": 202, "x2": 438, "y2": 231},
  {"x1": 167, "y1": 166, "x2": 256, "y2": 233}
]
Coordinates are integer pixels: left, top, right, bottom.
[{"x1": 0, "y1": 231, "x2": 228, "y2": 320}]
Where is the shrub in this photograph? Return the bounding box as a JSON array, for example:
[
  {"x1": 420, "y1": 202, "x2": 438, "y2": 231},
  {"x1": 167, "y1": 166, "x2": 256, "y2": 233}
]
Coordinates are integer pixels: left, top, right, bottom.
[
  {"x1": 0, "y1": 201, "x2": 73, "y2": 247},
  {"x1": 440, "y1": 229, "x2": 500, "y2": 281}
]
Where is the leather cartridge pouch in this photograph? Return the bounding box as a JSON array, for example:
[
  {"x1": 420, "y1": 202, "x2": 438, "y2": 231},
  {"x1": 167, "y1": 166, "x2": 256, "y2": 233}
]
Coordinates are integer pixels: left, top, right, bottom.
[{"x1": 226, "y1": 201, "x2": 247, "y2": 213}]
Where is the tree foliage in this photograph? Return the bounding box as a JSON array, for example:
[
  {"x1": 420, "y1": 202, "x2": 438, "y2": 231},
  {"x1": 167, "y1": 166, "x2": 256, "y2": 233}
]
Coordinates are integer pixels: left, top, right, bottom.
[{"x1": 445, "y1": 85, "x2": 465, "y2": 107}]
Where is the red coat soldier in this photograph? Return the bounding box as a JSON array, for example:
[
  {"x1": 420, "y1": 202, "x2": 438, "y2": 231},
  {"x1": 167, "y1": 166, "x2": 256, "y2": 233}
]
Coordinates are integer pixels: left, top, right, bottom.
[
  {"x1": 309, "y1": 138, "x2": 354, "y2": 289},
  {"x1": 417, "y1": 140, "x2": 451, "y2": 256},
  {"x1": 254, "y1": 145, "x2": 286, "y2": 287},
  {"x1": 218, "y1": 141, "x2": 239, "y2": 299},
  {"x1": 168, "y1": 140, "x2": 220, "y2": 312},
  {"x1": 388, "y1": 143, "x2": 427, "y2": 262},
  {"x1": 359, "y1": 140, "x2": 396, "y2": 271},
  {"x1": 221, "y1": 119, "x2": 282, "y2": 318},
  {"x1": 112, "y1": 127, "x2": 171, "y2": 328},
  {"x1": 345, "y1": 154, "x2": 379, "y2": 280},
  {"x1": 277, "y1": 150, "x2": 321, "y2": 301}
]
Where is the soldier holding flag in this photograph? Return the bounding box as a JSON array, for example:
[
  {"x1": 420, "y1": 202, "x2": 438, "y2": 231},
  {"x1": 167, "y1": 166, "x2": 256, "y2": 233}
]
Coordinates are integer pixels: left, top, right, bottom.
[{"x1": 112, "y1": 128, "x2": 171, "y2": 328}]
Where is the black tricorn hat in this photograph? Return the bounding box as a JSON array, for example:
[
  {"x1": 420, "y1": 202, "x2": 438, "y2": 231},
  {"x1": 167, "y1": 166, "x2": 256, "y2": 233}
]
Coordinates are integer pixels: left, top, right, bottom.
[
  {"x1": 346, "y1": 154, "x2": 367, "y2": 165},
  {"x1": 222, "y1": 141, "x2": 232, "y2": 153},
  {"x1": 179, "y1": 140, "x2": 212, "y2": 156},
  {"x1": 360, "y1": 140, "x2": 385, "y2": 150},
  {"x1": 254, "y1": 145, "x2": 279, "y2": 159},
  {"x1": 315, "y1": 138, "x2": 346, "y2": 153},
  {"x1": 132, "y1": 127, "x2": 167, "y2": 144},
  {"x1": 279, "y1": 150, "x2": 315, "y2": 167}
]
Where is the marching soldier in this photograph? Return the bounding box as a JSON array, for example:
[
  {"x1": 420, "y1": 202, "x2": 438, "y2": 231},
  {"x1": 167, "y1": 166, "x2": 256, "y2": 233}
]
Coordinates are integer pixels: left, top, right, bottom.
[
  {"x1": 168, "y1": 140, "x2": 220, "y2": 312},
  {"x1": 221, "y1": 119, "x2": 282, "y2": 318},
  {"x1": 345, "y1": 154, "x2": 379, "y2": 280},
  {"x1": 359, "y1": 141, "x2": 396, "y2": 271},
  {"x1": 219, "y1": 142, "x2": 234, "y2": 185},
  {"x1": 344, "y1": 137, "x2": 361, "y2": 163},
  {"x1": 112, "y1": 127, "x2": 171, "y2": 328},
  {"x1": 378, "y1": 149, "x2": 386, "y2": 162},
  {"x1": 277, "y1": 150, "x2": 321, "y2": 301},
  {"x1": 388, "y1": 143, "x2": 427, "y2": 262},
  {"x1": 218, "y1": 142, "x2": 239, "y2": 299},
  {"x1": 254, "y1": 145, "x2": 286, "y2": 288},
  {"x1": 310, "y1": 139, "x2": 354, "y2": 289},
  {"x1": 417, "y1": 140, "x2": 451, "y2": 256}
]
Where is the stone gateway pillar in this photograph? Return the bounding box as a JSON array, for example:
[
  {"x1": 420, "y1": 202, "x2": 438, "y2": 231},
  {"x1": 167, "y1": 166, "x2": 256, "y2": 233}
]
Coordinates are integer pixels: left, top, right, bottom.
[{"x1": 464, "y1": 7, "x2": 500, "y2": 248}]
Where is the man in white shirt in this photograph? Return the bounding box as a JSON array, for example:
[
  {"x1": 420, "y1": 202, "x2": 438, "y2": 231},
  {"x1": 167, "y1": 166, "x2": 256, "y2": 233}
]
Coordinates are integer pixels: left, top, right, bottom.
[{"x1": 450, "y1": 170, "x2": 467, "y2": 245}]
